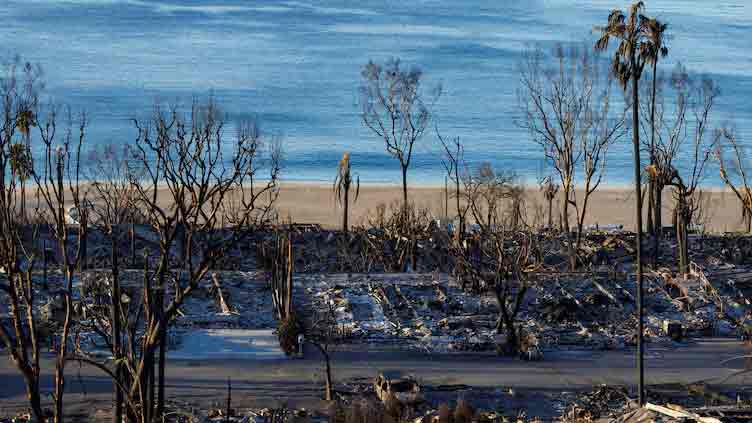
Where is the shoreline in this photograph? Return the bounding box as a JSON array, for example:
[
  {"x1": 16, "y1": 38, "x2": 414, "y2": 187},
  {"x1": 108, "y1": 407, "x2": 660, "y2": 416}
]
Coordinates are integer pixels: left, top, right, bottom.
[{"x1": 277, "y1": 179, "x2": 734, "y2": 192}]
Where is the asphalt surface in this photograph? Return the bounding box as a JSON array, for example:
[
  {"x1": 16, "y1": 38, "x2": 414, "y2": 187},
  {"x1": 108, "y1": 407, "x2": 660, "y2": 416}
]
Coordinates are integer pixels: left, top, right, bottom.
[{"x1": 0, "y1": 338, "x2": 749, "y2": 416}]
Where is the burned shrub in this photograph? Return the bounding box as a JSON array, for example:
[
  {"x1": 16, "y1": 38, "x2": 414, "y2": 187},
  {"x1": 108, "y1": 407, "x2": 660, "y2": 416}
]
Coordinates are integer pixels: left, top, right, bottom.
[{"x1": 330, "y1": 400, "x2": 397, "y2": 423}]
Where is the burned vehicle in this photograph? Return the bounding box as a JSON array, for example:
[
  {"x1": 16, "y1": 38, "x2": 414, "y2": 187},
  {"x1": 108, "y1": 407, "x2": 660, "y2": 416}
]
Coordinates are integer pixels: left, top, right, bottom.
[{"x1": 374, "y1": 371, "x2": 422, "y2": 404}]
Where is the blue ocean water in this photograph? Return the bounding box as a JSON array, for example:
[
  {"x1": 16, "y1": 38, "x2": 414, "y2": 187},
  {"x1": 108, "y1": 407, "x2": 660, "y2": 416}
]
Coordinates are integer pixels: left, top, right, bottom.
[{"x1": 1, "y1": 0, "x2": 750, "y2": 185}]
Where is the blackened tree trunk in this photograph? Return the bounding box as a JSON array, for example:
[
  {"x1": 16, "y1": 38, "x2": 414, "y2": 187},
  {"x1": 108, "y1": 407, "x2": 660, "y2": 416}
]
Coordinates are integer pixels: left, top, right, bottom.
[
  {"x1": 675, "y1": 193, "x2": 690, "y2": 279},
  {"x1": 80, "y1": 215, "x2": 88, "y2": 271},
  {"x1": 630, "y1": 52, "x2": 645, "y2": 407},
  {"x1": 401, "y1": 165, "x2": 408, "y2": 210},
  {"x1": 27, "y1": 378, "x2": 44, "y2": 422},
  {"x1": 324, "y1": 351, "x2": 333, "y2": 401},
  {"x1": 561, "y1": 190, "x2": 570, "y2": 233},
  {"x1": 456, "y1": 179, "x2": 464, "y2": 238},
  {"x1": 494, "y1": 281, "x2": 527, "y2": 356},
  {"x1": 343, "y1": 182, "x2": 349, "y2": 232},
  {"x1": 650, "y1": 58, "x2": 661, "y2": 266},
  {"x1": 646, "y1": 185, "x2": 654, "y2": 235},
  {"x1": 111, "y1": 231, "x2": 123, "y2": 423},
  {"x1": 654, "y1": 184, "x2": 663, "y2": 264},
  {"x1": 547, "y1": 196, "x2": 554, "y2": 229},
  {"x1": 156, "y1": 277, "x2": 167, "y2": 420}
]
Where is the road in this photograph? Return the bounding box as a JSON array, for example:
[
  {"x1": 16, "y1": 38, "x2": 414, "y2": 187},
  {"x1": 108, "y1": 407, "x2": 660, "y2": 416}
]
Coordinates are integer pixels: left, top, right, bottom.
[{"x1": 0, "y1": 339, "x2": 749, "y2": 417}]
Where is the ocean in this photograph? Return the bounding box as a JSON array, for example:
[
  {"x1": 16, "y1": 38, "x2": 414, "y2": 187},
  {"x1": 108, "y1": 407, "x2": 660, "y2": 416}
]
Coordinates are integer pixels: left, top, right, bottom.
[{"x1": 1, "y1": 0, "x2": 750, "y2": 186}]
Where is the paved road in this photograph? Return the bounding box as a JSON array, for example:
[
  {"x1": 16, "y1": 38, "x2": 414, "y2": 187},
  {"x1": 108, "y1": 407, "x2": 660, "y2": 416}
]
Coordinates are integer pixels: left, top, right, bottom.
[{"x1": 0, "y1": 339, "x2": 749, "y2": 416}]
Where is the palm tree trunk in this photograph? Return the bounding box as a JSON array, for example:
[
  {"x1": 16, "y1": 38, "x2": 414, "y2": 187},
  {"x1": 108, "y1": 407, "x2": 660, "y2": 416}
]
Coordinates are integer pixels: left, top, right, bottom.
[
  {"x1": 343, "y1": 182, "x2": 349, "y2": 232},
  {"x1": 20, "y1": 181, "x2": 26, "y2": 223},
  {"x1": 650, "y1": 60, "x2": 661, "y2": 265},
  {"x1": 631, "y1": 56, "x2": 645, "y2": 407},
  {"x1": 650, "y1": 59, "x2": 658, "y2": 225}
]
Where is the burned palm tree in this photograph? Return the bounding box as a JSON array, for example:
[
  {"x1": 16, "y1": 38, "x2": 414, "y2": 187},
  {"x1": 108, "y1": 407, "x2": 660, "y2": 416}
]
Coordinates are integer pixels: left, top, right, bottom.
[
  {"x1": 9, "y1": 142, "x2": 31, "y2": 221},
  {"x1": 595, "y1": 1, "x2": 655, "y2": 405},
  {"x1": 12, "y1": 109, "x2": 34, "y2": 221},
  {"x1": 334, "y1": 152, "x2": 360, "y2": 232},
  {"x1": 643, "y1": 16, "x2": 669, "y2": 254},
  {"x1": 539, "y1": 176, "x2": 559, "y2": 230}
]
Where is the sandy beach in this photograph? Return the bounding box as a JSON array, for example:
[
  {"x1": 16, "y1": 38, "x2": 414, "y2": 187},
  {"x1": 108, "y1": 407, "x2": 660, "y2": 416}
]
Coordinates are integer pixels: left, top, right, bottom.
[{"x1": 275, "y1": 182, "x2": 746, "y2": 232}]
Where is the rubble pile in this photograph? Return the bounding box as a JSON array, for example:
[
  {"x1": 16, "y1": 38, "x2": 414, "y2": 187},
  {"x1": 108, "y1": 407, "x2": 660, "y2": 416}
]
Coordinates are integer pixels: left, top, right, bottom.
[
  {"x1": 561, "y1": 385, "x2": 632, "y2": 422},
  {"x1": 560, "y1": 382, "x2": 752, "y2": 423},
  {"x1": 296, "y1": 264, "x2": 751, "y2": 354},
  {"x1": 300, "y1": 273, "x2": 503, "y2": 352}
]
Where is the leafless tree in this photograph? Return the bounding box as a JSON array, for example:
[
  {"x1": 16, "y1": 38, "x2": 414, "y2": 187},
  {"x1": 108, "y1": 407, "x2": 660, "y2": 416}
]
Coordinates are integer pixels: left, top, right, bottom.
[
  {"x1": 491, "y1": 230, "x2": 541, "y2": 356},
  {"x1": 307, "y1": 300, "x2": 342, "y2": 401},
  {"x1": 0, "y1": 56, "x2": 47, "y2": 423},
  {"x1": 463, "y1": 163, "x2": 517, "y2": 231},
  {"x1": 715, "y1": 127, "x2": 752, "y2": 232},
  {"x1": 518, "y1": 44, "x2": 626, "y2": 270},
  {"x1": 450, "y1": 210, "x2": 542, "y2": 355},
  {"x1": 79, "y1": 143, "x2": 142, "y2": 423},
  {"x1": 71, "y1": 98, "x2": 283, "y2": 423},
  {"x1": 360, "y1": 58, "x2": 438, "y2": 208},
  {"x1": 436, "y1": 127, "x2": 470, "y2": 238},
  {"x1": 24, "y1": 103, "x2": 91, "y2": 423},
  {"x1": 651, "y1": 71, "x2": 719, "y2": 277}
]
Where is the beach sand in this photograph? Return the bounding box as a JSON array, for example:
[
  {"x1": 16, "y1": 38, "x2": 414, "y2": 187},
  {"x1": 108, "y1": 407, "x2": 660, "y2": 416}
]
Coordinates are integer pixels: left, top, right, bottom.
[
  {"x1": 44, "y1": 181, "x2": 745, "y2": 232},
  {"x1": 275, "y1": 182, "x2": 746, "y2": 232}
]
